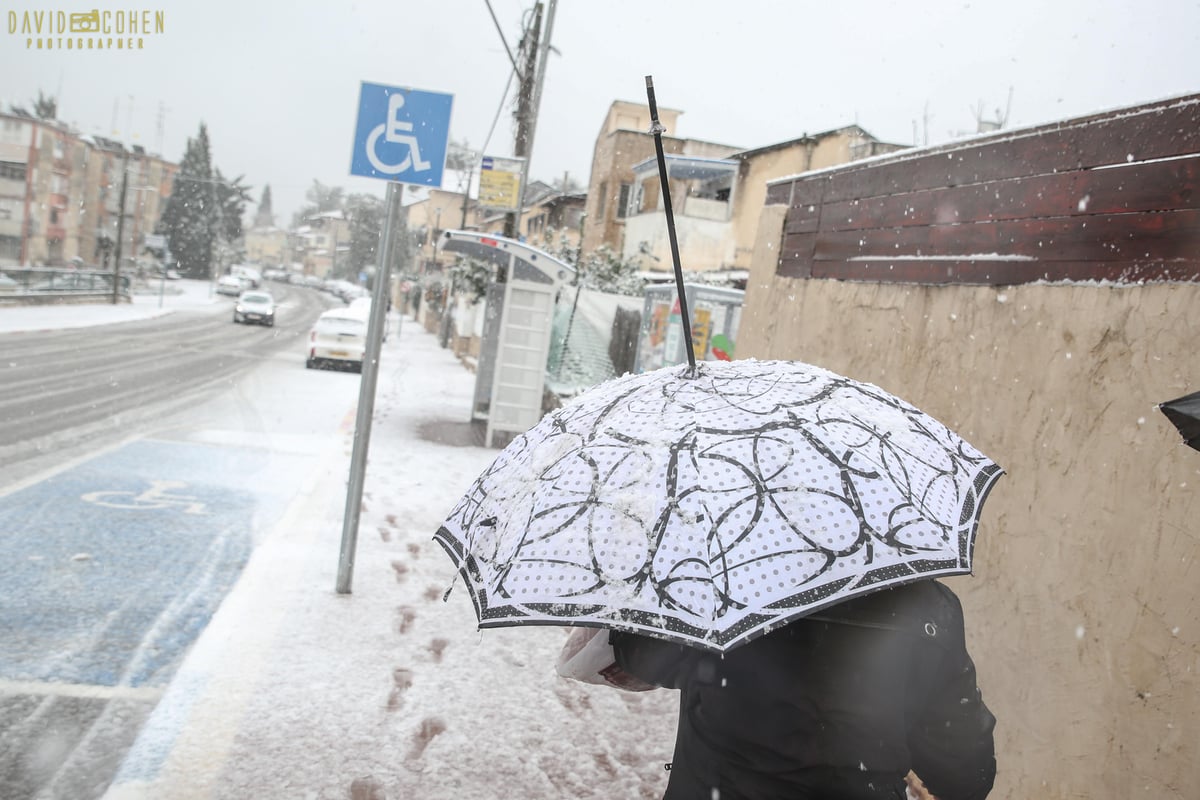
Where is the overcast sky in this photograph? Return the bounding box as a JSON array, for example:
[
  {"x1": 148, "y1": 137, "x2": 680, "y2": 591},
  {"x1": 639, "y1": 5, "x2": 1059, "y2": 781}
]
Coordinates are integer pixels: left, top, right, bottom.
[{"x1": 3, "y1": 0, "x2": 1197, "y2": 224}]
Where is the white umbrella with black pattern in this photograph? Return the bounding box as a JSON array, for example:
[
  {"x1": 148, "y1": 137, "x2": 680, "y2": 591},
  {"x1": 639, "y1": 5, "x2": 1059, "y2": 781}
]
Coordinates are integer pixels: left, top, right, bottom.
[{"x1": 434, "y1": 357, "x2": 1002, "y2": 653}]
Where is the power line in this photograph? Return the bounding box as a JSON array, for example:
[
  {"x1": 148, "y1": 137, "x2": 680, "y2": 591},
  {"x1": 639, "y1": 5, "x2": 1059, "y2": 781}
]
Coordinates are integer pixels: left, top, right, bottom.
[{"x1": 483, "y1": 0, "x2": 521, "y2": 76}]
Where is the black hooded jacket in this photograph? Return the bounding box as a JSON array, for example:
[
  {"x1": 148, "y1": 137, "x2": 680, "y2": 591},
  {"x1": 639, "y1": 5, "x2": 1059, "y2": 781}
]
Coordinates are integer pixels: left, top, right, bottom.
[{"x1": 610, "y1": 580, "x2": 996, "y2": 800}]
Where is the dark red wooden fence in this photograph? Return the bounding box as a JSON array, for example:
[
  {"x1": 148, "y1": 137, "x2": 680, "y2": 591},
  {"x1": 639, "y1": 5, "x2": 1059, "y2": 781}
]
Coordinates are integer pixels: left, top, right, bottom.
[{"x1": 767, "y1": 94, "x2": 1200, "y2": 284}]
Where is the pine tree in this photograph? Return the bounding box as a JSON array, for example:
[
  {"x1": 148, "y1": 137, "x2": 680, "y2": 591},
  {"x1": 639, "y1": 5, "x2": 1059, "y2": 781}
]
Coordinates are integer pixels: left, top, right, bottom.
[
  {"x1": 213, "y1": 168, "x2": 251, "y2": 268},
  {"x1": 214, "y1": 168, "x2": 251, "y2": 242},
  {"x1": 33, "y1": 91, "x2": 56, "y2": 120},
  {"x1": 158, "y1": 124, "x2": 217, "y2": 279},
  {"x1": 253, "y1": 185, "x2": 275, "y2": 228}
]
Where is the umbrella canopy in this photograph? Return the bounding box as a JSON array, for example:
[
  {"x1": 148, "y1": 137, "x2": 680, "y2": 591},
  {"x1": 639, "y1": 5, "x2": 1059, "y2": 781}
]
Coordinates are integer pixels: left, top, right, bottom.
[
  {"x1": 435, "y1": 359, "x2": 1003, "y2": 653},
  {"x1": 1160, "y1": 389, "x2": 1200, "y2": 451}
]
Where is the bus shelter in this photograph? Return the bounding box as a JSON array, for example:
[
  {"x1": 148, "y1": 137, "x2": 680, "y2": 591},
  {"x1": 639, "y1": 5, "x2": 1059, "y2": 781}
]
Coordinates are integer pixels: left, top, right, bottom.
[{"x1": 438, "y1": 231, "x2": 574, "y2": 446}]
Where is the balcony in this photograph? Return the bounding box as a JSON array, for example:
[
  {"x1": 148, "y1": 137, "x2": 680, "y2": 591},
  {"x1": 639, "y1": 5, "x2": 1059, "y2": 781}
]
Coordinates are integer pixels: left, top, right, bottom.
[{"x1": 624, "y1": 155, "x2": 740, "y2": 272}]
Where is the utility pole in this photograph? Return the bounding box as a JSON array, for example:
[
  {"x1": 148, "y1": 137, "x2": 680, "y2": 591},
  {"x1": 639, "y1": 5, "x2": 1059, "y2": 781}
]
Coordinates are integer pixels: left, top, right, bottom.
[
  {"x1": 332, "y1": 228, "x2": 339, "y2": 278},
  {"x1": 111, "y1": 149, "x2": 130, "y2": 305},
  {"x1": 504, "y1": 2, "x2": 543, "y2": 240}
]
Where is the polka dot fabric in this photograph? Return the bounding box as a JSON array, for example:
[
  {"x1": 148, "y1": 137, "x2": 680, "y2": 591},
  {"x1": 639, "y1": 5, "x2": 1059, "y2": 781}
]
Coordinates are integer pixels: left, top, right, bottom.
[{"x1": 434, "y1": 359, "x2": 1003, "y2": 653}]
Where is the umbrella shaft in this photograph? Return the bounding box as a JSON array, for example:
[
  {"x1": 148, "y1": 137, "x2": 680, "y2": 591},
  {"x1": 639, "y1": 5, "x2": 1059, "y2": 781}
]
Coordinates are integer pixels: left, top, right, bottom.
[{"x1": 645, "y1": 75, "x2": 697, "y2": 373}]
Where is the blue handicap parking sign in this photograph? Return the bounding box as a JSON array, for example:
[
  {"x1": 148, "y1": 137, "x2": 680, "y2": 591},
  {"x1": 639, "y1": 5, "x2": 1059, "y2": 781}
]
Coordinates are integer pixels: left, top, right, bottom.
[{"x1": 350, "y1": 82, "x2": 454, "y2": 185}]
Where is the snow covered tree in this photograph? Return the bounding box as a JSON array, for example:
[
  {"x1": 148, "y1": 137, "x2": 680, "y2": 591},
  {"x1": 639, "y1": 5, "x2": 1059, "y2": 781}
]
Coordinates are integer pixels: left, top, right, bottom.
[
  {"x1": 214, "y1": 168, "x2": 251, "y2": 242},
  {"x1": 344, "y1": 193, "x2": 384, "y2": 278},
  {"x1": 292, "y1": 180, "x2": 344, "y2": 227},
  {"x1": 253, "y1": 185, "x2": 275, "y2": 228},
  {"x1": 33, "y1": 91, "x2": 56, "y2": 120},
  {"x1": 541, "y1": 232, "x2": 645, "y2": 296},
  {"x1": 158, "y1": 124, "x2": 217, "y2": 279},
  {"x1": 213, "y1": 168, "x2": 251, "y2": 268},
  {"x1": 577, "y1": 244, "x2": 646, "y2": 296}
]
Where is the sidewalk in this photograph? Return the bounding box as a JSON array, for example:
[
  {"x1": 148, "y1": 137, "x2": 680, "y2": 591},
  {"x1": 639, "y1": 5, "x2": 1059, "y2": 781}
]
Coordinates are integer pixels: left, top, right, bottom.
[{"x1": 102, "y1": 316, "x2": 680, "y2": 800}]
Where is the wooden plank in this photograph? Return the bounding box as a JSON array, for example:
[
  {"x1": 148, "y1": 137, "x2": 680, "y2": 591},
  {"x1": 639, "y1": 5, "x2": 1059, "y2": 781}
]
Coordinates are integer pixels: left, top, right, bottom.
[
  {"x1": 764, "y1": 182, "x2": 792, "y2": 206},
  {"x1": 809, "y1": 258, "x2": 1200, "y2": 285},
  {"x1": 810, "y1": 209, "x2": 1200, "y2": 264},
  {"x1": 788, "y1": 177, "x2": 826, "y2": 208},
  {"x1": 778, "y1": 232, "x2": 816, "y2": 278},
  {"x1": 784, "y1": 202, "x2": 821, "y2": 234},
  {"x1": 816, "y1": 156, "x2": 1200, "y2": 232},
  {"x1": 782, "y1": 176, "x2": 828, "y2": 234}
]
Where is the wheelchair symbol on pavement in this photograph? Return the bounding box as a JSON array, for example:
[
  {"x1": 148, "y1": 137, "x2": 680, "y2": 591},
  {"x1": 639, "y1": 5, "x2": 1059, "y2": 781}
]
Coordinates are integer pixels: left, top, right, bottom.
[
  {"x1": 82, "y1": 480, "x2": 208, "y2": 515},
  {"x1": 367, "y1": 93, "x2": 431, "y2": 175},
  {"x1": 350, "y1": 82, "x2": 452, "y2": 185}
]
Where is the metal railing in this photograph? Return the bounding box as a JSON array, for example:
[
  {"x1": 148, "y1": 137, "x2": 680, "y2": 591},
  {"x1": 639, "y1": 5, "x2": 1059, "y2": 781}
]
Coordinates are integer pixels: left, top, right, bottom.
[{"x1": 0, "y1": 267, "x2": 132, "y2": 300}]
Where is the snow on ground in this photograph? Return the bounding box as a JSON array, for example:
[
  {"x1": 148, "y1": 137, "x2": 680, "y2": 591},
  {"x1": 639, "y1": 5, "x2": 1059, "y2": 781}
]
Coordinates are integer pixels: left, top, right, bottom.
[
  {"x1": 0, "y1": 280, "x2": 225, "y2": 334},
  {"x1": 15, "y1": 294, "x2": 685, "y2": 799}
]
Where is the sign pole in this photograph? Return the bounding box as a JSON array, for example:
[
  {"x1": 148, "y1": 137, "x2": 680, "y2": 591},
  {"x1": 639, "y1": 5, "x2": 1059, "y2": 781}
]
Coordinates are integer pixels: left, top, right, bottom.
[
  {"x1": 336, "y1": 180, "x2": 400, "y2": 593},
  {"x1": 338, "y1": 80, "x2": 452, "y2": 593}
]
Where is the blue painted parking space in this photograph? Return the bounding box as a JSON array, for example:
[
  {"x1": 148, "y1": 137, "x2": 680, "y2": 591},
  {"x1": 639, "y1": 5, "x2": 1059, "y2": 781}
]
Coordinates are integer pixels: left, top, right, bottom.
[{"x1": 0, "y1": 439, "x2": 304, "y2": 689}]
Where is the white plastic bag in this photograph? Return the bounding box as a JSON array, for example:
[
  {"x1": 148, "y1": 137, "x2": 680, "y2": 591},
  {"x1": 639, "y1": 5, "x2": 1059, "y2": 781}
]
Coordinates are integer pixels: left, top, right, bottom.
[{"x1": 555, "y1": 627, "x2": 655, "y2": 692}]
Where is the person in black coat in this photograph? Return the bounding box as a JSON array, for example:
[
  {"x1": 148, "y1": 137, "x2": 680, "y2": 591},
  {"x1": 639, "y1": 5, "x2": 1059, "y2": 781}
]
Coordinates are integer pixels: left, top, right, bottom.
[{"x1": 610, "y1": 580, "x2": 996, "y2": 800}]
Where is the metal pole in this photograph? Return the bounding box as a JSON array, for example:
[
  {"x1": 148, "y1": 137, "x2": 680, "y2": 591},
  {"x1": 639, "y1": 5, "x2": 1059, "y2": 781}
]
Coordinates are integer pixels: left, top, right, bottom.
[
  {"x1": 336, "y1": 180, "x2": 400, "y2": 594},
  {"x1": 645, "y1": 75, "x2": 696, "y2": 373},
  {"x1": 111, "y1": 150, "x2": 130, "y2": 305}
]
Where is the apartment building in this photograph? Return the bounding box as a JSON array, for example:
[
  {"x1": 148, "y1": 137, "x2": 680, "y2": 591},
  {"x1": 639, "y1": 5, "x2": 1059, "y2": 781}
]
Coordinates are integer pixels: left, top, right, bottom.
[
  {"x1": 0, "y1": 110, "x2": 177, "y2": 268},
  {"x1": 292, "y1": 210, "x2": 350, "y2": 278},
  {"x1": 244, "y1": 225, "x2": 289, "y2": 267},
  {"x1": 406, "y1": 187, "x2": 479, "y2": 275},
  {"x1": 475, "y1": 180, "x2": 587, "y2": 254}
]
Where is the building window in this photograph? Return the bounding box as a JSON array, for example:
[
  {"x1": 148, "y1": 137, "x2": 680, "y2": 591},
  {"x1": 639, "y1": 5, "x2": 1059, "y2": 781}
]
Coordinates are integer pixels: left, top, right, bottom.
[
  {"x1": 596, "y1": 181, "x2": 607, "y2": 221},
  {"x1": 616, "y1": 183, "x2": 632, "y2": 219},
  {"x1": 0, "y1": 161, "x2": 27, "y2": 181},
  {"x1": 0, "y1": 235, "x2": 20, "y2": 261}
]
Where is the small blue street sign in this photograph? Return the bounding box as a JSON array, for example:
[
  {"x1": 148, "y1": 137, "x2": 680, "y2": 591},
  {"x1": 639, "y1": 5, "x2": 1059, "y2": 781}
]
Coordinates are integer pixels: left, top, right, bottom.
[{"x1": 350, "y1": 82, "x2": 453, "y2": 185}]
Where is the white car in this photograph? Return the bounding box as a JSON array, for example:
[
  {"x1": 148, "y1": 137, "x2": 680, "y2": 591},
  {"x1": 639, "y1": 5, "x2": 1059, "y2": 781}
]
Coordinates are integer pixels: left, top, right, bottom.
[
  {"x1": 306, "y1": 309, "x2": 368, "y2": 371},
  {"x1": 346, "y1": 296, "x2": 391, "y2": 340},
  {"x1": 233, "y1": 290, "x2": 276, "y2": 326},
  {"x1": 231, "y1": 265, "x2": 263, "y2": 288},
  {"x1": 216, "y1": 275, "x2": 245, "y2": 296}
]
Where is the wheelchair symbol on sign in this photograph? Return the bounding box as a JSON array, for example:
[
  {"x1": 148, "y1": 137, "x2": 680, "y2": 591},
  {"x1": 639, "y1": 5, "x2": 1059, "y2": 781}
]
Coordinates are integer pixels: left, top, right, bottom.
[
  {"x1": 82, "y1": 480, "x2": 208, "y2": 515},
  {"x1": 367, "y1": 93, "x2": 431, "y2": 175}
]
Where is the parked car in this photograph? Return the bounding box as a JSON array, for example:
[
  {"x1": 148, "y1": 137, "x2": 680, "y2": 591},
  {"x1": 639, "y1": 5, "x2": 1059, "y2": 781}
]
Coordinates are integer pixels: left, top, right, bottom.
[
  {"x1": 346, "y1": 296, "x2": 391, "y2": 340},
  {"x1": 216, "y1": 275, "x2": 245, "y2": 296},
  {"x1": 306, "y1": 308, "x2": 368, "y2": 371},
  {"x1": 231, "y1": 265, "x2": 263, "y2": 288},
  {"x1": 233, "y1": 290, "x2": 276, "y2": 326}
]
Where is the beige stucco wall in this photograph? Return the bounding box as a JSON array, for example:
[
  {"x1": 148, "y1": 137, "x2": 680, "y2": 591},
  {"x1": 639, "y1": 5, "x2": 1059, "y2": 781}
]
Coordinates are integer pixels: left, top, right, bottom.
[{"x1": 740, "y1": 205, "x2": 1200, "y2": 798}]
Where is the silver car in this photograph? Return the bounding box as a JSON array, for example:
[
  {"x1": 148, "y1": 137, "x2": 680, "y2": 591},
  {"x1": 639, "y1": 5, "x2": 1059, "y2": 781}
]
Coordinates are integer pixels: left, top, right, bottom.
[{"x1": 233, "y1": 290, "x2": 276, "y2": 326}]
